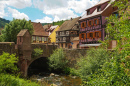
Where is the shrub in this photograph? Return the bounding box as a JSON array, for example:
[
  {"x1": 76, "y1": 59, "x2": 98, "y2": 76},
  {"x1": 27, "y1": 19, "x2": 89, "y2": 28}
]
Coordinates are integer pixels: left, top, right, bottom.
[
  {"x1": 48, "y1": 48, "x2": 68, "y2": 72},
  {"x1": 75, "y1": 48, "x2": 110, "y2": 81},
  {"x1": 33, "y1": 48, "x2": 43, "y2": 57},
  {"x1": 0, "y1": 74, "x2": 41, "y2": 86},
  {"x1": 0, "y1": 52, "x2": 18, "y2": 73}
]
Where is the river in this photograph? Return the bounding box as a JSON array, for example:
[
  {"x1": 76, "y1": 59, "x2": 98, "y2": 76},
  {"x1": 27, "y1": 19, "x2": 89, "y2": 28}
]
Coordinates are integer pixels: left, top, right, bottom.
[{"x1": 30, "y1": 72, "x2": 82, "y2": 86}]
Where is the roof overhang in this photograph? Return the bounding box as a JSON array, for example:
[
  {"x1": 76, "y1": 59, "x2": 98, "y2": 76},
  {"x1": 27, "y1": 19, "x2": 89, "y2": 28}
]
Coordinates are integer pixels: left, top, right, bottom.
[{"x1": 80, "y1": 43, "x2": 101, "y2": 47}]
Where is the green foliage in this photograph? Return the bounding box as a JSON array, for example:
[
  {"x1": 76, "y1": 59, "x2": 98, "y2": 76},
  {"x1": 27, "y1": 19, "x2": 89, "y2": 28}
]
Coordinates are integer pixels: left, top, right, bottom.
[
  {"x1": 0, "y1": 52, "x2": 18, "y2": 73},
  {"x1": 48, "y1": 48, "x2": 68, "y2": 72},
  {"x1": 52, "y1": 20, "x2": 65, "y2": 26},
  {"x1": 73, "y1": 48, "x2": 109, "y2": 81},
  {"x1": 0, "y1": 74, "x2": 41, "y2": 86},
  {"x1": 1, "y1": 18, "x2": 33, "y2": 43},
  {"x1": 33, "y1": 48, "x2": 43, "y2": 57}
]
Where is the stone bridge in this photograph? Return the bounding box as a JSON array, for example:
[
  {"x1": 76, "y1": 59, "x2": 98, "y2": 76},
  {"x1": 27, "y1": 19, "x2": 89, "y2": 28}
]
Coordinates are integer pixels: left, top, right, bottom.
[{"x1": 0, "y1": 29, "x2": 57, "y2": 77}]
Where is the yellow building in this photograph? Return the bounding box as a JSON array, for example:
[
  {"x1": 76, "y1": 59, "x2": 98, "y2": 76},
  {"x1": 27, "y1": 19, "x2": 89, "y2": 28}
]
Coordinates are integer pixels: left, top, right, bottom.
[{"x1": 49, "y1": 25, "x2": 59, "y2": 43}]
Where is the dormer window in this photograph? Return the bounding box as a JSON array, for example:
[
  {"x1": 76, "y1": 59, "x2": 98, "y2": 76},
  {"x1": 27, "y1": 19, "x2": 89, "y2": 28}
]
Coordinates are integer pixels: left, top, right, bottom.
[
  {"x1": 87, "y1": 10, "x2": 90, "y2": 15},
  {"x1": 97, "y1": 6, "x2": 101, "y2": 12}
]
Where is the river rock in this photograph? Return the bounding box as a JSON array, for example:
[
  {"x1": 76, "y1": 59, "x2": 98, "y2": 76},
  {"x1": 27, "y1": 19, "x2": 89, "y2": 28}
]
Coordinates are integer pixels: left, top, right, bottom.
[
  {"x1": 51, "y1": 83, "x2": 57, "y2": 86},
  {"x1": 50, "y1": 73, "x2": 55, "y2": 77}
]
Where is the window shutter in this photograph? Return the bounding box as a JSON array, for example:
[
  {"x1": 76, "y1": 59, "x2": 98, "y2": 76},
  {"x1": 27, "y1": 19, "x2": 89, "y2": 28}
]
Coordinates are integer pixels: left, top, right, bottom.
[
  {"x1": 87, "y1": 33, "x2": 89, "y2": 38},
  {"x1": 85, "y1": 22, "x2": 86, "y2": 27},
  {"x1": 91, "y1": 20, "x2": 93, "y2": 26},
  {"x1": 79, "y1": 34, "x2": 81, "y2": 39},
  {"x1": 99, "y1": 31, "x2": 101, "y2": 38},
  {"x1": 84, "y1": 33, "x2": 86, "y2": 39},
  {"x1": 97, "y1": 19, "x2": 99, "y2": 25},
  {"x1": 88, "y1": 21, "x2": 90, "y2": 27},
  {"x1": 81, "y1": 23, "x2": 83, "y2": 28}
]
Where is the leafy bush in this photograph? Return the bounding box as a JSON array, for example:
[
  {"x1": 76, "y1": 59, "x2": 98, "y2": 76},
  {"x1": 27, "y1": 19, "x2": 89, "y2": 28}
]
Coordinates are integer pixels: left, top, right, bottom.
[
  {"x1": 0, "y1": 52, "x2": 18, "y2": 73},
  {"x1": 0, "y1": 74, "x2": 41, "y2": 86},
  {"x1": 74, "y1": 48, "x2": 110, "y2": 81},
  {"x1": 86, "y1": 50, "x2": 130, "y2": 86},
  {"x1": 33, "y1": 48, "x2": 43, "y2": 57},
  {"x1": 48, "y1": 48, "x2": 68, "y2": 72}
]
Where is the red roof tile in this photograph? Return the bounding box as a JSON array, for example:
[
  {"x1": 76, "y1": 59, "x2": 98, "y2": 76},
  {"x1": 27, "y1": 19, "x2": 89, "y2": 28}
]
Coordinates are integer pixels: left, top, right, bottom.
[{"x1": 32, "y1": 22, "x2": 48, "y2": 37}]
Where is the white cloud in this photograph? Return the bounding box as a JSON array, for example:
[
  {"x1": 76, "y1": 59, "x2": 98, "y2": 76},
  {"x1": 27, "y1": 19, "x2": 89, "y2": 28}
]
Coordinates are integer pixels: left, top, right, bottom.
[
  {"x1": 34, "y1": 16, "x2": 53, "y2": 23},
  {"x1": 33, "y1": 0, "x2": 99, "y2": 22},
  {"x1": 0, "y1": 0, "x2": 32, "y2": 18},
  {"x1": 8, "y1": 7, "x2": 29, "y2": 20},
  {"x1": 6, "y1": 0, "x2": 32, "y2": 9},
  {"x1": 68, "y1": 0, "x2": 99, "y2": 13},
  {"x1": 0, "y1": 3, "x2": 6, "y2": 18}
]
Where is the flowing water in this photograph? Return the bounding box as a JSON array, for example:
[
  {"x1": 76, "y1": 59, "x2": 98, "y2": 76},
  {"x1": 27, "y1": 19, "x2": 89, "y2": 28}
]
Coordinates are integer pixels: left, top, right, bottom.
[{"x1": 30, "y1": 73, "x2": 82, "y2": 86}]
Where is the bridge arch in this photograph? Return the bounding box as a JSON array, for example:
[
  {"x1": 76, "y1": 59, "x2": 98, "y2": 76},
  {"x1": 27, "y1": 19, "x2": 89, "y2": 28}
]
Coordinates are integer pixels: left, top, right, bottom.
[{"x1": 27, "y1": 57, "x2": 49, "y2": 76}]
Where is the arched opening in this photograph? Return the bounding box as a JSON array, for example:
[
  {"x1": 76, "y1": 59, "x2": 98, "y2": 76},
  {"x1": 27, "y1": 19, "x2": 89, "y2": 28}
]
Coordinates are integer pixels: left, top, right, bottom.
[{"x1": 27, "y1": 57, "x2": 49, "y2": 77}]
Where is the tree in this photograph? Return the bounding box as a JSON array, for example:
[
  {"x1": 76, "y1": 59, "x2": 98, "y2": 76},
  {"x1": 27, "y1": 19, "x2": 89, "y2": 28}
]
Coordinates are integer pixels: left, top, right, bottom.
[{"x1": 1, "y1": 18, "x2": 33, "y2": 43}]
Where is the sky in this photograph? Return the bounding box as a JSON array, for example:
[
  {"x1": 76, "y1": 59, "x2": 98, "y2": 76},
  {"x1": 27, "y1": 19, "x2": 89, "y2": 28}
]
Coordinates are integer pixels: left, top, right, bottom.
[{"x1": 0, "y1": 0, "x2": 99, "y2": 23}]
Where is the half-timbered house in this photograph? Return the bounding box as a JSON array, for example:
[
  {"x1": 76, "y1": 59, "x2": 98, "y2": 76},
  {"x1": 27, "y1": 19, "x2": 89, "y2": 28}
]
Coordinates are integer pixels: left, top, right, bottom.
[
  {"x1": 79, "y1": 0, "x2": 117, "y2": 48},
  {"x1": 56, "y1": 17, "x2": 80, "y2": 49}
]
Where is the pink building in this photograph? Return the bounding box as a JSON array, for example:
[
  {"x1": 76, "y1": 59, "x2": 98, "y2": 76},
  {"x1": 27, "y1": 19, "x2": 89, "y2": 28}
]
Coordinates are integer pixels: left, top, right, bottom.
[{"x1": 79, "y1": 0, "x2": 117, "y2": 48}]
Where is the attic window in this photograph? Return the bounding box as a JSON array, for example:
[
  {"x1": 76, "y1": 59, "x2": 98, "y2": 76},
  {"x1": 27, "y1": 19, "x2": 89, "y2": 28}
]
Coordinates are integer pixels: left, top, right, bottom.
[
  {"x1": 97, "y1": 6, "x2": 101, "y2": 12},
  {"x1": 87, "y1": 10, "x2": 90, "y2": 15}
]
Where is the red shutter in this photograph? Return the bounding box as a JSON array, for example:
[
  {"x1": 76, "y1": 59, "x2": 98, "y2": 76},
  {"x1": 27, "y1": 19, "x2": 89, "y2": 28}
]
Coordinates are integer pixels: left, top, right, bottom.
[
  {"x1": 84, "y1": 33, "x2": 86, "y2": 39},
  {"x1": 87, "y1": 33, "x2": 89, "y2": 38},
  {"x1": 85, "y1": 22, "x2": 86, "y2": 27},
  {"x1": 79, "y1": 34, "x2": 81, "y2": 39},
  {"x1": 81, "y1": 23, "x2": 83, "y2": 28},
  {"x1": 91, "y1": 20, "x2": 93, "y2": 26},
  {"x1": 88, "y1": 21, "x2": 90, "y2": 27},
  {"x1": 97, "y1": 19, "x2": 99, "y2": 25},
  {"x1": 99, "y1": 31, "x2": 101, "y2": 38}
]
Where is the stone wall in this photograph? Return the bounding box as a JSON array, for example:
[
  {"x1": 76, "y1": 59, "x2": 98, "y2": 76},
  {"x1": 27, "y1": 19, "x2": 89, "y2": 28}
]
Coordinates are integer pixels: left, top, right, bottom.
[
  {"x1": 64, "y1": 49, "x2": 88, "y2": 67},
  {"x1": 0, "y1": 42, "x2": 16, "y2": 55},
  {"x1": 31, "y1": 43, "x2": 58, "y2": 58}
]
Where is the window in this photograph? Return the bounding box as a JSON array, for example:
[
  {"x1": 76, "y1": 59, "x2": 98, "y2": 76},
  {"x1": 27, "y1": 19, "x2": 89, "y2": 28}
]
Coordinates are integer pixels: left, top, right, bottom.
[
  {"x1": 81, "y1": 22, "x2": 86, "y2": 28},
  {"x1": 42, "y1": 37, "x2": 44, "y2": 41},
  {"x1": 82, "y1": 34, "x2": 84, "y2": 39},
  {"x1": 89, "y1": 21, "x2": 92, "y2": 25},
  {"x1": 94, "y1": 19, "x2": 97, "y2": 24},
  {"x1": 39, "y1": 37, "x2": 42, "y2": 41},
  {"x1": 82, "y1": 23, "x2": 84, "y2": 27},
  {"x1": 61, "y1": 44, "x2": 63, "y2": 48},
  {"x1": 63, "y1": 37, "x2": 66, "y2": 41},
  {"x1": 97, "y1": 6, "x2": 101, "y2": 12},
  {"x1": 44, "y1": 37, "x2": 47, "y2": 41},
  {"x1": 66, "y1": 31, "x2": 69, "y2": 35},
  {"x1": 90, "y1": 33, "x2": 93, "y2": 38},
  {"x1": 95, "y1": 32, "x2": 99, "y2": 37},
  {"x1": 60, "y1": 32, "x2": 62, "y2": 35},
  {"x1": 65, "y1": 43, "x2": 68, "y2": 48},
  {"x1": 87, "y1": 10, "x2": 90, "y2": 15}
]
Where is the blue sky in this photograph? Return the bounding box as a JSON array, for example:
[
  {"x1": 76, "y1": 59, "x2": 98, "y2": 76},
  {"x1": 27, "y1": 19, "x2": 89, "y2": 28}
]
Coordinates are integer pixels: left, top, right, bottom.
[{"x1": 0, "y1": 0, "x2": 99, "y2": 23}]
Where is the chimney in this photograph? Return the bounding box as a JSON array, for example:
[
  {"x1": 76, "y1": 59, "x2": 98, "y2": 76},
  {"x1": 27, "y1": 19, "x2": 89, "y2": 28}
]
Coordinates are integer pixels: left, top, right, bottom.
[{"x1": 71, "y1": 17, "x2": 73, "y2": 21}]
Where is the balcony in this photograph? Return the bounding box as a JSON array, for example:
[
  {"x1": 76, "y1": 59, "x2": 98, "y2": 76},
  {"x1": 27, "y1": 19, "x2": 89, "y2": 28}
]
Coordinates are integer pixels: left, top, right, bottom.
[{"x1": 56, "y1": 40, "x2": 70, "y2": 43}]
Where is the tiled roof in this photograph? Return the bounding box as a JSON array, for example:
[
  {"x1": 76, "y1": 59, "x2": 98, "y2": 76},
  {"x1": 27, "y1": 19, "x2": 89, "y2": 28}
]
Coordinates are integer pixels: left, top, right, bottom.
[
  {"x1": 50, "y1": 25, "x2": 58, "y2": 30},
  {"x1": 32, "y1": 22, "x2": 48, "y2": 36},
  {"x1": 17, "y1": 29, "x2": 28, "y2": 36},
  {"x1": 57, "y1": 17, "x2": 80, "y2": 31},
  {"x1": 80, "y1": 0, "x2": 115, "y2": 20}
]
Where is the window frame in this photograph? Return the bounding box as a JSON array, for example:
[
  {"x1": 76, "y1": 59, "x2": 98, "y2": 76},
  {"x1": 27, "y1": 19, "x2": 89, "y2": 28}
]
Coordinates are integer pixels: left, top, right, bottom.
[{"x1": 97, "y1": 6, "x2": 101, "y2": 12}]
